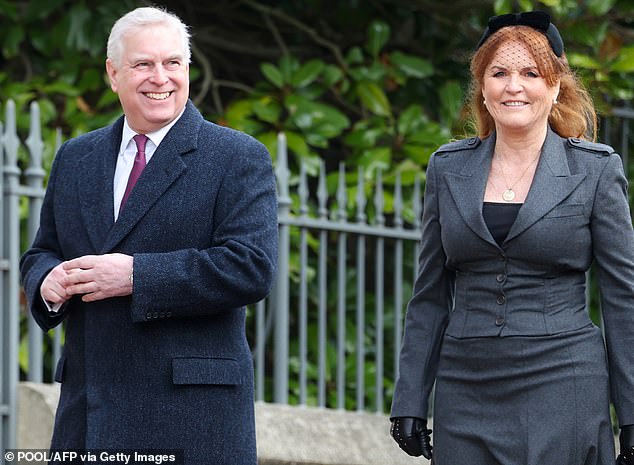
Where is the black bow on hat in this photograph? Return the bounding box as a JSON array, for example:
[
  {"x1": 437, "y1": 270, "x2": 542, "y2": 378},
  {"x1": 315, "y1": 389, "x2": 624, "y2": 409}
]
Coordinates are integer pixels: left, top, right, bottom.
[{"x1": 476, "y1": 10, "x2": 564, "y2": 57}]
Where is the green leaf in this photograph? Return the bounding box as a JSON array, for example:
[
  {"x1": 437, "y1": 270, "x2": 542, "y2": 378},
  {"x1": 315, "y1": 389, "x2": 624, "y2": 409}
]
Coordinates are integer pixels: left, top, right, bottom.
[
  {"x1": 42, "y1": 81, "x2": 81, "y2": 97},
  {"x1": 494, "y1": 0, "x2": 512, "y2": 14},
  {"x1": 279, "y1": 54, "x2": 300, "y2": 84},
  {"x1": 518, "y1": 0, "x2": 533, "y2": 11},
  {"x1": 366, "y1": 20, "x2": 390, "y2": 58},
  {"x1": 349, "y1": 64, "x2": 386, "y2": 83},
  {"x1": 19, "y1": 335, "x2": 29, "y2": 374},
  {"x1": 356, "y1": 81, "x2": 391, "y2": 117},
  {"x1": 0, "y1": 0, "x2": 18, "y2": 20},
  {"x1": 402, "y1": 144, "x2": 433, "y2": 165},
  {"x1": 252, "y1": 97, "x2": 282, "y2": 123},
  {"x1": 285, "y1": 131, "x2": 311, "y2": 158},
  {"x1": 344, "y1": 125, "x2": 386, "y2": 148},
  {"x1": 305, "y1": 132, "x2": 329, "y2": 148},
  {"x1": 586, "y1": 0, "x2": 616, "y2": 16},
  {"x1": 256, "y1": 131, "x2": 278, "y2": 162},
  {"x1": 77, "y1": 69, "x2": 104, "y2": 92},
  {"x1": 95, "y1": 89, "x2": 121, "y2": 109},
  {"x1": 260, "y1": 63, "x2": 284, "y2": 88},
  {"x1": 358, "y1": 147, "x2": 392, "y2": 173},
  {"x1": 226, "y1": 100, "x2": 254, "y2": 121},
  {"x1": 37, "y1": 98, "x2": 57, "y2": 125},
  {"x1": 286, "y1": 95, "x2": 350, "y2": 140},
  {"x1": 66, "y1": 4, "x2": 91, "y2": 51},
  {"x1": 539, "y1": 0, "x2": 561, "y2": 6},
  {"x1": 568, "y1": 53, "x2": 602, "y2": 70},
  {"x1": 439, "y1": 80, "x2": 463, "y2": 126},
  {"x1": 224, "y1": 99, "x2": 265, "y2": 135},
  {"x1": 390, "y1": 52, "x2": 433, "y2": 79},
  {"x1": 25, "y1": 0, "x2": 68, "y2": 20},
  {"x1": 397, "y1": 105, "x2": 425, "y2": 136},
  {"x1": 3, "y1": 26, "x2": 25, "y2": 58},
  {"x1": 610, "y1": 46, "x2": 634, "y2": 73},
  {"x1": 291, "y1": 59, "x2": 325, "y2": 88},
  {"x1": 345, "y1": 47, "x2": 364, "y2": 65},
  {"x1": 322, "y1": 65, "x2": 344, "y2": 87},
  {"x1": 394, "y1": 159, "x2": 424, "y2": 185}
]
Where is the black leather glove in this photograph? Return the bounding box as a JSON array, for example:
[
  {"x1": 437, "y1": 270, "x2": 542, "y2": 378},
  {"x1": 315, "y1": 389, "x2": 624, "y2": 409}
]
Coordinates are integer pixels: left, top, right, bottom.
[
  {"x1": 390, "y1": 416, "x2": 433, "y2": 459},
  {"x1": 617, "y1": 425, "x2": 634, "y2": 465}
]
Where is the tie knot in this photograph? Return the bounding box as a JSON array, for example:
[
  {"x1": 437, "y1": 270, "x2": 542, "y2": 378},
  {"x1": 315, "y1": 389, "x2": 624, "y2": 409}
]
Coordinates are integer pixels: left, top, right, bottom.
[{"x1": 133, "y1": 134, "x2": 148, "y2": 153}]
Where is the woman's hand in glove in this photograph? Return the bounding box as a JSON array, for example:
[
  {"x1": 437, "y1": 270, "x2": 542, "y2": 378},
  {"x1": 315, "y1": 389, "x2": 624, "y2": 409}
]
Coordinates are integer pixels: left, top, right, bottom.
[
  {"x1": 390, "y1": 416, "x2": 433, "y2": 460},
  {"x1": 617, "y1": 425, "x2": 634, "y2": 465}
]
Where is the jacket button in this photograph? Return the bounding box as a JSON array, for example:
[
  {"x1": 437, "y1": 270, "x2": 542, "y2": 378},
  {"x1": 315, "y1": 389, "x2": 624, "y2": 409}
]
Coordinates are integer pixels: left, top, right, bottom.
[
  {"x1": 496, "y1": 295, "x2": 506, "y2": 305},
  {"x1": 467, "y1": 137, "x2": 477, "y2": 145},
  {"x1": 145, "y1": 312, "x2": 152, "y2": 320},
  {"x1": 495, "y1": 316, "x2": 505, "y2": 326},
  {"x1": 166, "y1": 312, "x2": 172, "y2": 318},
  {"x1": 153, "y1": 312, "x2": 159, "y2": 319},
  {"x1": 496, "y1": 273, "x2": 506, "y2": 283}
]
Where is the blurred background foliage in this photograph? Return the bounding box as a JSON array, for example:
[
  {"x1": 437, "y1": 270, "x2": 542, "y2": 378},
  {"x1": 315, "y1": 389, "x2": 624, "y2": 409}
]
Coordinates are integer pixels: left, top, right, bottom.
[
  {"x1": 2, "y1": 0, "x2": 633, "y2": 409},
  {"x1": 2, "y1": 0, "x2": 633, "y2": 188}
]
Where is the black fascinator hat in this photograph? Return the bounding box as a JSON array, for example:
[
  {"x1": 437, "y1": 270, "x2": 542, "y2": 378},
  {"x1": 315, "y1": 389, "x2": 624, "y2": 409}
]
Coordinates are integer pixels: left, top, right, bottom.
[{"x1": 476, "y1": 10, "x2": 564, "y2": 57}]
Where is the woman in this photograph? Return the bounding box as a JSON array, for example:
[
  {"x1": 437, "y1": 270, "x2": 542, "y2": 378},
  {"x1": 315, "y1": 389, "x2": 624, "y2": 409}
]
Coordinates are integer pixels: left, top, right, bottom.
[{"x1": 389, "y1": 11, "x2": 634, "y2": 465}]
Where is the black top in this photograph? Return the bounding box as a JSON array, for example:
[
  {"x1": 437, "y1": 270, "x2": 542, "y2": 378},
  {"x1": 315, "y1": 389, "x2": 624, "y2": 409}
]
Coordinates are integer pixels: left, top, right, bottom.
[{"x1": 483, "y1": 202, "x2": 522, "y2": 245}]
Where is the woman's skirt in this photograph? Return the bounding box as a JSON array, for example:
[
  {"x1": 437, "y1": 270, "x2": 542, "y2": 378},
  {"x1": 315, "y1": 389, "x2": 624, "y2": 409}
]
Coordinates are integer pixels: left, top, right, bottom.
[{"x1": 433, "y1": 324, "x2": 615, "y2": 465}]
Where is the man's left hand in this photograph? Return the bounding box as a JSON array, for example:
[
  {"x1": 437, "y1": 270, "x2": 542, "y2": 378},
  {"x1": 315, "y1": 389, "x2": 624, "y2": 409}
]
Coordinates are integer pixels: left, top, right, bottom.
[{"x1": 62, "y1": 253, "x2": 133, "y2": 302}]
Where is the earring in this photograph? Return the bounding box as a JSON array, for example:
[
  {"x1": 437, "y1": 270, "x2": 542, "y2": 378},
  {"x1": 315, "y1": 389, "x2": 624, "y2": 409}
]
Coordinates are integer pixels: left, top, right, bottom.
[
  {"x1": 553, "y1": 98, "x2": 558, "y2": 104},
  {"x1": 483, "y1": 99, "x2": 487, "y2": 106}
]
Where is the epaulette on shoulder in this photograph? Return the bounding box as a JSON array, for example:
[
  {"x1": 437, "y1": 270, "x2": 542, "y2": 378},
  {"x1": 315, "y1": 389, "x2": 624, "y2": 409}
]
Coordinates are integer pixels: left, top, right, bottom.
[
  {"x1": 567, "y1": 137, "x2": 615, "y2": 156},
  {"x1": 435, "y1": 137, "x2": 481, "y2": 155}
]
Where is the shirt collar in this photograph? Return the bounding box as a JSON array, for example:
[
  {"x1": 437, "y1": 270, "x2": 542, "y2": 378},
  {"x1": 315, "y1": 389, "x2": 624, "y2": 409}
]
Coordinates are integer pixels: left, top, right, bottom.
[{"x1": 118, "y1": 107, "x2": 187, "y2": 156}]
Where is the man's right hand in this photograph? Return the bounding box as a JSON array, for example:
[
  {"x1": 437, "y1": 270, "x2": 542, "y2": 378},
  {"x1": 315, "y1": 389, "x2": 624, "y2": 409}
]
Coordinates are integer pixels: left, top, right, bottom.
[
  {"x1": 390, "y1": 416, "x2": 433, "y2": 459},
  {"x1": 40, "y1": 262, "x2": 71, "y2": 306}
]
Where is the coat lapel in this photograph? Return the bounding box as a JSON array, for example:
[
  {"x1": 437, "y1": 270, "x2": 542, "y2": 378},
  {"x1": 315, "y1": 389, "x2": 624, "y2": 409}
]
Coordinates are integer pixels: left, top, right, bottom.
[
  {"x1": 444, "y1": 134, "x2": 500, "y2": 248},
  {"x1": 100, "y1": 101, "x2": 203, "y2": 253},
  {"x1": 78, "y1": 121, "x2": 121, "y2": 252},
  {"x1": 505, "y1": 128, "x2": 586, "y2": 242}
]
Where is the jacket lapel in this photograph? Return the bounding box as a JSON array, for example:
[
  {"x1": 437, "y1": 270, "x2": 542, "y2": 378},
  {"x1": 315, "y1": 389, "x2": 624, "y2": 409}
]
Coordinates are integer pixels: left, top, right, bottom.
[
  {"x1": 78, "y1": 121, "x2": 121, "y2": 252},
  {"x1": 444, "y1": 134, "x2": 500, "y2": 248},
  {"x1": 100, "y1": 101, "x2": 202, "y2": 253},
  {"x1": 505, "y1": 128, "x2": 586, "y2": 243}
]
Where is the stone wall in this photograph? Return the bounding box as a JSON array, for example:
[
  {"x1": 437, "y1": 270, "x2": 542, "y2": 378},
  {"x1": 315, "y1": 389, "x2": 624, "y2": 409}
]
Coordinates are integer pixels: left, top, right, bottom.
[{"x1": 16, "y1": 382, "x2": 427, "y2": 465}]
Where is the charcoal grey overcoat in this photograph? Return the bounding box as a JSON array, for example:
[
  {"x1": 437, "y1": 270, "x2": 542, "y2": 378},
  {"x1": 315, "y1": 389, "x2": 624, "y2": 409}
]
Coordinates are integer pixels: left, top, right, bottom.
[{"x1": 20, "y1": 100, "x2": 278, "y2": 465}]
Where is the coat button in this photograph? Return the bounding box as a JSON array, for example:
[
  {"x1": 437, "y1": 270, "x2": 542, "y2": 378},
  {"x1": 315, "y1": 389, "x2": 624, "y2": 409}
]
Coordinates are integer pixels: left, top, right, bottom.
[
  {"x1": 495, "y1": 316, "x2": 505, "y2": 326},
  {"x1": 496, "y1": 295, "x2": 506, "y2": 305},
  {"x1": 145, "y1": 312, "x2": 152, "y2": 320},
  {"x1": 496, "y1": 273, "x2": 506, "y2": 283},
  {"x1": 166, "y1": 312, "x2": 172, "y2": 318},
  {"x1": 153, "y1": 312, "x2": 159, "y2": 319}
]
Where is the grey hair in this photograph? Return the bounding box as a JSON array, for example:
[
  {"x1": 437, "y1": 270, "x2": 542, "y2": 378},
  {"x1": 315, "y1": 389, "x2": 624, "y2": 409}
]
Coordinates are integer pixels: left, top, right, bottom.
[{"x1": 107, "y1": 7, "x2": 191, "y2": 67}]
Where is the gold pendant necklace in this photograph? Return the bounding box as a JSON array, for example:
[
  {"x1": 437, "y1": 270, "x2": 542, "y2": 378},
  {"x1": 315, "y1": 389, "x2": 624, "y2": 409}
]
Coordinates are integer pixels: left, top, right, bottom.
[
  {"x1": 496, "y1": 152, "x2": 541, "y2": 202},
  {"x1": 502, "y1": 189, "x2": 516, "y2": 202}
]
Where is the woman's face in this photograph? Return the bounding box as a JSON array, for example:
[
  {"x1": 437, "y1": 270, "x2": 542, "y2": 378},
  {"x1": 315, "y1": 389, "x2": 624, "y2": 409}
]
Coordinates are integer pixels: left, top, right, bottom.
[{"x1": 481, "y1": 40, "x2": 560, "y2": 135}]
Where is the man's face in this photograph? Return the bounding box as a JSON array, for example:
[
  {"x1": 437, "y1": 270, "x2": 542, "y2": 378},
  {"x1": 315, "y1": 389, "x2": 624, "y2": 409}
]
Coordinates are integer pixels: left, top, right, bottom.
[{"x1": 106, "y1": 23, "x2": 189, "y2": 134}]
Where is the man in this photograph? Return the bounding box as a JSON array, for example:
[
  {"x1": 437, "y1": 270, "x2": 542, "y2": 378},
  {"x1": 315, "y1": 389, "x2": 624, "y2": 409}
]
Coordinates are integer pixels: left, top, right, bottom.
[{"x1": 20, "y1": 7, "x2": 277, "y2": 465}]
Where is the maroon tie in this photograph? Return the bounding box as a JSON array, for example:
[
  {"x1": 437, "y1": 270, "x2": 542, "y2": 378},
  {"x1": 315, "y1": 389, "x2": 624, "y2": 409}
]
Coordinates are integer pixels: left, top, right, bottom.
[{"x1": 120, "y1": 134, "x2": 148, "y2": 211}]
